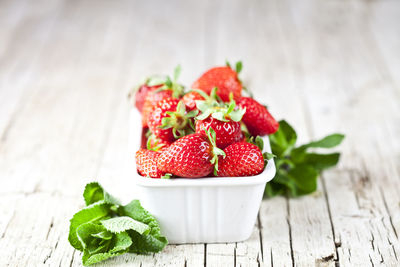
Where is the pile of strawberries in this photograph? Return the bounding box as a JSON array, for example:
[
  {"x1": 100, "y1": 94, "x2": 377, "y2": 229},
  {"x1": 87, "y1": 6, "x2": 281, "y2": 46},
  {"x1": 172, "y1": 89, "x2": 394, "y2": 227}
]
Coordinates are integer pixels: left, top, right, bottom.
[{"x1": 132, "y1": 62, "x2": 279, "y2": 178}]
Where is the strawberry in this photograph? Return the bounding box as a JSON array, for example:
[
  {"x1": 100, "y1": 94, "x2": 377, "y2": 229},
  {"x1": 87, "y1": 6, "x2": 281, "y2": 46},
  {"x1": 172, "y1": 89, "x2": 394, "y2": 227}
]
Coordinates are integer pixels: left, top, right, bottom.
[
  {"x1": 148, "y1": 98, "x2": 198, "y2": 143},
  {"x1": 141, "y1": 66, "x2": 185, "y2": 127},
  {"x1": 195, "y1": 96, "x2": 245, "y2": 149},
  {"x1": 217, "y1": 141, "x2": 264, "y2": 177},
  {"x1": 236, "y1": 97, "x2": 279, "y2": 136},
  {"x1": 182, "y1": 87, "x2": 221, "y2": 111},
  {"x1": 192, "y1": 62, "x2": 243, "y2": 102},
  {"x1": 182, "y1": 91, "x2": 204, "y2": 110},
  {"x1": 133, "y1": 83, "x2": 163, "y2": 113},
  {"x1": 157, "y1": 128, "x2": 225, "y2": 178},
  {"x1": 196, "y1": 117, "x2": 242, "y2": 149},
  {"x1": 146, "y1": 134, "x2": 170, "y2": 151},
  {"x1": 140, "y1": 128, "x2": 150, "y2": 148},
  {"x1": 135, "y1": 149, "x2": 166, "y2": 178}
]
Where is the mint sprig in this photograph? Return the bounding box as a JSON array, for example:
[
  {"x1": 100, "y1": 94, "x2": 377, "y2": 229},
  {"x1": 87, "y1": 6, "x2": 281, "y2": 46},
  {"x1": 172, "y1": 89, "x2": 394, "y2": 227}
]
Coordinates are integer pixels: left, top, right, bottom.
[
  {"x1": 68, "y1": 182, "x2": 168, "y2": 266},
  {"x1": 265, "y1": 120, "x2": 344, "y2": 198}
]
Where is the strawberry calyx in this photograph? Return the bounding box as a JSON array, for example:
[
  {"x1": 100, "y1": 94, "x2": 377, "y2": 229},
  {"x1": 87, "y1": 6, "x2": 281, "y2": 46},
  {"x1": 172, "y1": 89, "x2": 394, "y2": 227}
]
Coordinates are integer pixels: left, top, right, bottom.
[
  {"x1": 146, "y1": 135, "x2": 167, "y2": 151},
  {"x1": 204, "y1": 127, "x2": 226, "y2": 175},
  {"x1": 147, "y1": 65, "x2": 185, "y2": 98},
  {"x1": 225, "y1": 60, "x2": 243, "y2": 74},
  {"x1": 159, "y1": 101, "x2": 199, "y2": 139},
  {"x1": 196, "y1": 90, "x2": 246, "y2": 122},
  {"x1": 189, "y1": 86, "x2": 222, "y2": 103},
  {"x1": 161, "y1": 173, "x2": 173, "y2": 179}
]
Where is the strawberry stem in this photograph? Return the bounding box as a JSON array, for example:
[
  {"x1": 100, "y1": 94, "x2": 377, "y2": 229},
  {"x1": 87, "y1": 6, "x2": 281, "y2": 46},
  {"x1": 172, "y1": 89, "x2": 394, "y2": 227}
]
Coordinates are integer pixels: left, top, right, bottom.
[
  {"x1": 159, "y1": 101, "x2": 197, "y2": 139},
  {"x1": 204, "y1": 127, "x2": 226, "y2": 175}
]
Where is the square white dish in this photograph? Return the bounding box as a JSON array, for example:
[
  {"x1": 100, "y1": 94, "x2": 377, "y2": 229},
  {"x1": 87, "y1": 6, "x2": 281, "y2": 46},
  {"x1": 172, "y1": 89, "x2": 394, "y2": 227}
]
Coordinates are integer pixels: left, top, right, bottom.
[{"x1": 126, "y1": 109, "x2": 276, "y2": 244}]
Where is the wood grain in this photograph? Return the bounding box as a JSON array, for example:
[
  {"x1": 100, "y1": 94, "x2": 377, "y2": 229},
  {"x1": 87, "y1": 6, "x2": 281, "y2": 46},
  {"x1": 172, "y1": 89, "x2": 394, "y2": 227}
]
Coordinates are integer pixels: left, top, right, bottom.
[{"x1": 0, "y1": 0, "x2": 399, "y2": 266}]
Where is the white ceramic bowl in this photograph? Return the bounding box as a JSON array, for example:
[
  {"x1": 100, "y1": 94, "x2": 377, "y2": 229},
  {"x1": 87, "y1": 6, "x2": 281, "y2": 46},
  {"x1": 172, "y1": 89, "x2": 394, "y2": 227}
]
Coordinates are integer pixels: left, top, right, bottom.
[{"x1": 128, "y1": 109, "x2": 276, "y2": 244}]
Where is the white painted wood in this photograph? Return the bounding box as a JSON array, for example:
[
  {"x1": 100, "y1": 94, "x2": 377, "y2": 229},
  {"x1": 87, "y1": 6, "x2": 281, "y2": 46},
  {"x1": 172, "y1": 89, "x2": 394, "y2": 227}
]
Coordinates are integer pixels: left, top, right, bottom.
[
  {"x1": 0, "y1": 0, "x2": 399, "y2": 266},
  {"x1": 285, "y1": 0, "x2": 400, "y2": 265}
]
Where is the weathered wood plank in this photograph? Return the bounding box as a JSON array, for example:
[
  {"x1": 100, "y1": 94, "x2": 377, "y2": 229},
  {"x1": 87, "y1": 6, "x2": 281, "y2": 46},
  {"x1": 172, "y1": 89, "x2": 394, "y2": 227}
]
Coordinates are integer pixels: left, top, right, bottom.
[
  {"x1": 284, "y1": 0, "x2": 400, "y2": 265},
  {"x1": 0, "y1": 0, "x2": 64, "y2": 139}
]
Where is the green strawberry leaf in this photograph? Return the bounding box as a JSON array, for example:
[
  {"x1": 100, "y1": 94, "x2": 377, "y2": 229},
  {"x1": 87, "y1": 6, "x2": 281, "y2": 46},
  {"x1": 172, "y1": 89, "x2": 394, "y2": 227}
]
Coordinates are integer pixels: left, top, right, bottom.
[
  {"x1": 235, "y1": 61, "x2": 243, "y2": 74},
  {"x1": 211, "y1": 111, "x2": 228, "y2": 122},
  {"x1": 173, "y1": 65, "x2": 181, "y2": 82},
  {"x1": 161, "y1": 173, "x2": 172, "y2": 179}
]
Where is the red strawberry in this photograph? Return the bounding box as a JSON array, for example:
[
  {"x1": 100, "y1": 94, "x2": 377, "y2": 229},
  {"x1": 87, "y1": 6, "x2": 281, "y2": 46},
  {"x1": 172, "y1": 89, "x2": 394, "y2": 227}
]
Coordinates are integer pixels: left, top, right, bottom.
[
  {"x1": 135, "y1": 149, "x2": 166, "y2": 178},
  {"x1": 140, "y1": 128, "x2": 149, "y2": 149},
  {"x1": 142, "y1": 89, "x2": 173, "y2": 127},
  {"x1": 141, "y1": 66, "x2": 185, "y2": 127},
  {"x1": 182, "y1": 87, "x2": 222, "y2": 111},
  {"x1": 217, "y1": 142, "x2": 264, "y2": 177},
  {"x1": 192, "y1": 62, "x2": 242, "y2": 102},
  {"x1": 146, "y1": 134, "x2": 170, "y2": 151},
  {"x1": 148, "y1": 98, "x2": 198, "y2": 143},
  {"x1": 195, "y1": 96, "x2": 245, "y2": 148},
  {"x1": 237, "y1": 97, "x2": 279, "y2": 136},
  {"x1": 134, "y1": 84, "x2": 163, "y2": 113},
  {"x1": 157, "y1": 129, "x2": 225, "y2": 178},
  {"x1": 196, "y1": 117, "x2": 241, "y2": 149},
  {"x1": 182, "y1": 91, "x2": 204, "y2": 110}
]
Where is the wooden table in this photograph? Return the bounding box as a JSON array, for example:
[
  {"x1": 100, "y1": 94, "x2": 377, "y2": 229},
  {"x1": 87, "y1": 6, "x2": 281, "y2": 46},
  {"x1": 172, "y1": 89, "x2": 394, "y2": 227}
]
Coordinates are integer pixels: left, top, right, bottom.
[{"x1": 1, "y1": 0, "x2": 399, "y2": 266}]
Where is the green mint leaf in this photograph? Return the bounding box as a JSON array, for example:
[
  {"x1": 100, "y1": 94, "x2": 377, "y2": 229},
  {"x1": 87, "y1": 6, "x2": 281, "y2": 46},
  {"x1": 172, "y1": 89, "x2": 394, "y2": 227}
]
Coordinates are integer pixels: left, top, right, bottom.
[
  {"x1": 269, "y1": 120, "x2": 297, "y2": 157},
  {"x1": 303, "y1": 133, "x2": 345, "y2": 149},
  {"x1": 128, "y1": 229, "x2": 168, "y2": 254},
  {"x1": 83, "y1": 182, "x2": 105, "y2": 205},
  {"x1": 264, "y1": 181, "x2": 285, "y2": 198},
  {"x1": 76, "y1": 223, "x2": 111, "y2": 252},
  {"x1": 118, "y1": 200, "x2": 168, "y2": 253},
  {"x1": 81, "y1": 231, "x2": 132, "y2": 266},
  {"x1": 83, "y1": 182, "x2": 120, "y2": 206},
  {"x1": 91, "y1": 230, "x2": 113, "y2": 240},
  {"x1": 301, "y1": 153, "x2": 340, "y2": 171},
  {"x1": 287, "y1": 164, "x2": 319, "y2": 196},
  {"x1": 69, "y1": 183, "x2": 168, "y2": 266},
  {"x1": 68, "y1": 202, "x2": 112, "y2": 251},
  {"x1": 101, "y1": 216, "x2": 150, "y2": 235}
]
